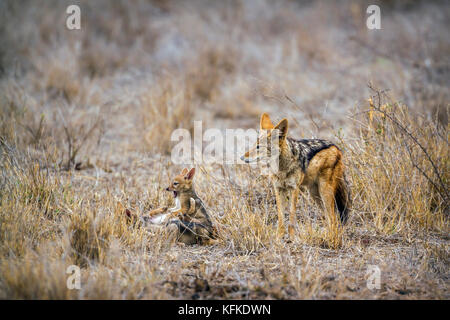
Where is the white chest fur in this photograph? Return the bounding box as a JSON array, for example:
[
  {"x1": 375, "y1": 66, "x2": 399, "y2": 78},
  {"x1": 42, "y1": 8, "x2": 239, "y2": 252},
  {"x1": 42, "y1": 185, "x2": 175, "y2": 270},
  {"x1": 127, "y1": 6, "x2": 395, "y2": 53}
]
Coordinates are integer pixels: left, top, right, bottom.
[{"x1": 170, "y1": 197, "x2": 181, "y2": 212}]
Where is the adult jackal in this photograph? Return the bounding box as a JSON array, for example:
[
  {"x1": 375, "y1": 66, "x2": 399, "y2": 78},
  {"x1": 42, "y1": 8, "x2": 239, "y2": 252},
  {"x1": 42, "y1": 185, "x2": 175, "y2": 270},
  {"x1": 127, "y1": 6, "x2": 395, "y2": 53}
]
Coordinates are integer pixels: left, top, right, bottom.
[{"x1": 241, "y1": 113, "x2": 351, "y2": 239}]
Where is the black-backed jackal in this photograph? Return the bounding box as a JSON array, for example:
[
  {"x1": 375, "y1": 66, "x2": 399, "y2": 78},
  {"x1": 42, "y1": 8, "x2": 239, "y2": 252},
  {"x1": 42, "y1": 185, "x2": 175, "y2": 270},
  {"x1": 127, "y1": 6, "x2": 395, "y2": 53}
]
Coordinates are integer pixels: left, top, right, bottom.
[{"x1": 241, "y1": 113, "x2": 351, "y2": 239}]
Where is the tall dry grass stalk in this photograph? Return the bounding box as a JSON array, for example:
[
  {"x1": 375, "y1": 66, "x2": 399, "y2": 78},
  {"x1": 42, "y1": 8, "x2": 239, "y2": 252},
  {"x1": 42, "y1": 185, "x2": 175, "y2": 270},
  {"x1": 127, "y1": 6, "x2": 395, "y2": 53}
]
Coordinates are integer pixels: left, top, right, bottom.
[{"x1": 343, "y1": 87, "x2": 448, "y2": 235}]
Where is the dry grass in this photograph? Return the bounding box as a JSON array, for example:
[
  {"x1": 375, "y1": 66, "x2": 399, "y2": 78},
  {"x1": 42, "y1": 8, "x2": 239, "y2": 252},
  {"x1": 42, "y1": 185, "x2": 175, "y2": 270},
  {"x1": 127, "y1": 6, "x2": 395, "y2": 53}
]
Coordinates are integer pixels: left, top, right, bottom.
[
  {"x1": 0, "y1": 0, "x2": 448, "y2": 299},
  {"x1": 141, "y1": 79, "x2": 195, "y2": 154}
]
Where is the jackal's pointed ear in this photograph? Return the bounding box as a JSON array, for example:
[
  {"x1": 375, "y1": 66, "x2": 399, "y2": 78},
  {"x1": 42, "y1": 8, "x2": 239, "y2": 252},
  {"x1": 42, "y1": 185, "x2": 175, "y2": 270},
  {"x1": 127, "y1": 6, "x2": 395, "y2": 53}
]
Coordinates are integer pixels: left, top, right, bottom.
[
  {"x1": 185, "y1": 168, "x2": 195, "y2": 180},
  {"x1": 260, "y1": 113, "x2": 274, "y2": 130},
  {"x1": 181, "y1": 168, "x2": 189, "y2": 175},
  {"x1": 274, "y1": 118, "x2": 288, "y2": 140}
]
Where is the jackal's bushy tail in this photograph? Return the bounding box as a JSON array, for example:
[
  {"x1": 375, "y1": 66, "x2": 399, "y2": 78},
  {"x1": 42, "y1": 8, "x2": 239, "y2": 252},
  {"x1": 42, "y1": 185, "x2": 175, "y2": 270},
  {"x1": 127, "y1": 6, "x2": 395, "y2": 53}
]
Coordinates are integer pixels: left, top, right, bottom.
[{"x1": 336, "y1": 174, "x2": 351, "y2": 224}]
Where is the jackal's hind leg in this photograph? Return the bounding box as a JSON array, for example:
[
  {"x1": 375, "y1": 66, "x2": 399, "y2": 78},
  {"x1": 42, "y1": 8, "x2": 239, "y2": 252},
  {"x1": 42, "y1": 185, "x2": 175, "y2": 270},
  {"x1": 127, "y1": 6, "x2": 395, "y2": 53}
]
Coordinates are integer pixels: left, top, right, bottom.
[
  {"x1": 309, "y1": 184, "x2": 323, "y2": 210},
  {"x1": 318, "y1": 172, "x2": 338, "y2": 229}
]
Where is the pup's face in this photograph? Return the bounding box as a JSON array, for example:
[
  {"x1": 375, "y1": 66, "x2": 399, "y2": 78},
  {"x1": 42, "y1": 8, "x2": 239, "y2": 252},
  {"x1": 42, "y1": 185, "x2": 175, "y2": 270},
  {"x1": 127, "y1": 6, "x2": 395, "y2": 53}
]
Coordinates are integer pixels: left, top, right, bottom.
[{"x1": 166, "y1": 168, "x2": 195, "y2": 197}]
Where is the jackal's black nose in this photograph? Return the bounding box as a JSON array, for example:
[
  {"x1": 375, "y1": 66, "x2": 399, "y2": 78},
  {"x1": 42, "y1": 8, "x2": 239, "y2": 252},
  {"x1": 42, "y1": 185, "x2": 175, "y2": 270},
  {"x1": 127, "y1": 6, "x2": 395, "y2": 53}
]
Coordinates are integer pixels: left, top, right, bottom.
[{"x1": 165, "y1": 187, "x2": 170, "y2": 191}]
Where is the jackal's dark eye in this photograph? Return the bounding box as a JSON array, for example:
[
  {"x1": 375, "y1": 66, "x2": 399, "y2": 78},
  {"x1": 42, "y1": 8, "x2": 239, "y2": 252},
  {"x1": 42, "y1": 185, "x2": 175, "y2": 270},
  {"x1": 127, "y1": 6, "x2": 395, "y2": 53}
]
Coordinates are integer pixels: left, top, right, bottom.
[
  {"x1": 173, "y1": 182, "x2": 179, "y2": 186},
  {"x1": 256, "y1": 145, "x2": 260, "y2": 150}
]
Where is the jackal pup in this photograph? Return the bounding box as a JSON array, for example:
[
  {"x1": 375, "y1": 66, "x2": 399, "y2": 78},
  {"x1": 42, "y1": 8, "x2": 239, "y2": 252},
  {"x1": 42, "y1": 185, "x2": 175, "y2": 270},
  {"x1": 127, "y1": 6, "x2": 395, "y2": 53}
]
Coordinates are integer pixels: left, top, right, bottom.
[
  {"x1": 163, "y1": 167, "x2": 216, "y2": 244},
  {"x1": 126, "y1": 168, "x2": 216, "y2": 245},
  {"x1": 241, "y1": 113, "x2": 351, "y2": 239}
]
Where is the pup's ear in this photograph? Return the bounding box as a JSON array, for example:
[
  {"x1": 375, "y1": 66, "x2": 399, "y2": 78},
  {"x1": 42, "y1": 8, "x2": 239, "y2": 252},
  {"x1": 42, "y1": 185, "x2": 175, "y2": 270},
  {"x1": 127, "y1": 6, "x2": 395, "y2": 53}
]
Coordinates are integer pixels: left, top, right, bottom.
[
  {"x1": 185, "y1": 168, "x2": 196, "y2": 180},
  {"x1": 260, "y1": 113, "x2": 274, "y2": 130},
  {"x1": 181, "y1": 168, "x2": 189, "y2": 175},
  {"x1": 274, "y1": 118, "x2": 288, "y2": 140}
]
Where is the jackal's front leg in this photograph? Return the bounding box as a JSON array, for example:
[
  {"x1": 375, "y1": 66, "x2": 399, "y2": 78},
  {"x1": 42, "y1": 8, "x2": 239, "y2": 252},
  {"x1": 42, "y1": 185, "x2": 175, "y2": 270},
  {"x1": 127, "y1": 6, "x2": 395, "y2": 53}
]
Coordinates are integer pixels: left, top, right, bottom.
[
  {"x1": 187, "y1": 198, "x2": 196, "y2": 215},
  {"x1": 288, "y1": 187, "x2": 299, "y2": 240},
  {"x1": 148, "y1": 206, "x2": 169, "y2": 217},
  {"x1": 272, "y1": 182, "x2": 286, "y2": 238},
  {"x1": 167, "y1": 208, "x2": 183, "y2": 220}
]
